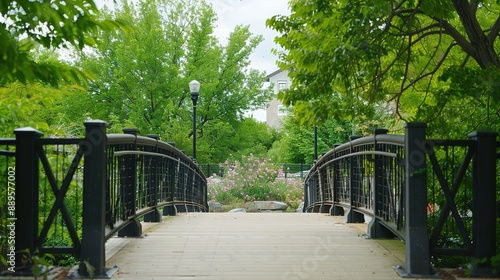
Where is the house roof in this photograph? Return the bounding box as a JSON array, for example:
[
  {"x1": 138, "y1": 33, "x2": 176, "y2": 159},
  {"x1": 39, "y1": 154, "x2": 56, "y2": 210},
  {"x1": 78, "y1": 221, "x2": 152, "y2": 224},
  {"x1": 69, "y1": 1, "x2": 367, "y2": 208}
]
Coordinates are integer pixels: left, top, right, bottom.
[{"x1": 266, "y1": 69, "x2": 283, "y2": 81}]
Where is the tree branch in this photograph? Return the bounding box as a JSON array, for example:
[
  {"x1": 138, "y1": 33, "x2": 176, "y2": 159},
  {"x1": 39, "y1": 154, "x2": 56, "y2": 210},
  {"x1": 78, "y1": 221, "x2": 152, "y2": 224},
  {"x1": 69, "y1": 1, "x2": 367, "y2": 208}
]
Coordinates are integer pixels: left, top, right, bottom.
[
  {"x1": 440, "y1": 19, "x2": 476, "y2": 57},
  {"x1": 487, "y1": 16, "x2": 500, "y2": 43},
  {"x1": 399, "y1": 42, "x2": 456, "y2": 94},
  {"x1": 392, "y1": 7, "x2": 476, "y2": 59},
  {"x1": 471, "y1": 0, "x2": 479, "y2": 15}
]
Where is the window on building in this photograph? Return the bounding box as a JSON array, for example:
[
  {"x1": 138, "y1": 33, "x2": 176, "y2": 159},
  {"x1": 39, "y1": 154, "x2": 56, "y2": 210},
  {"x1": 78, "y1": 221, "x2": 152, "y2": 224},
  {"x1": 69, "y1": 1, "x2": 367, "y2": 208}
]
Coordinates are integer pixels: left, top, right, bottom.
[{"x1": 277, "y1": 80, "x2": 287, "y2": 90}]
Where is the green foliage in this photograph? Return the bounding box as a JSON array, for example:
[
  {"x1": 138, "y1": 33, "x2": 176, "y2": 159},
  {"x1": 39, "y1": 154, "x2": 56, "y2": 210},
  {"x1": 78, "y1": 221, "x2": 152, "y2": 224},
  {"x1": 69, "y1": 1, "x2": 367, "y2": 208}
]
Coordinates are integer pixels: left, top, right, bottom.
[
  {"x1": 466, "y1": 253, "x2": 500, "y2": 275},
  {"x1": 493, "y1": 253, "x2": 500, "y2": 274},
  {"x1": 0, "y1": 48, "x2": 94, "y2": 138},
  {"x1": 68, "y1": 0, "x2": 273, "y2": 162},
  {"x1": 16, "y1": 248, "x2": 55, "y2": 280},
  {"x1": 42, "y1": 237, "x2": 79, "y2": 267},
  {"x1": 228, "y1": 118, "x2": 277, "y2": 159},
  {"x1": 207, "y1": 154, "x2": 304, "y2": 209},
  {"x1": 0, "y1": 82, "x2": 76, "y2": 137},
  {"x1": 0, "y1": 0, "x2": 128, "y2": 86},
  {"x1": 267, "y1": 115, "x2": 353, "y2": 163},
  {"x1": 266, "y1": 0, "x2": 500, "y2": 135}
]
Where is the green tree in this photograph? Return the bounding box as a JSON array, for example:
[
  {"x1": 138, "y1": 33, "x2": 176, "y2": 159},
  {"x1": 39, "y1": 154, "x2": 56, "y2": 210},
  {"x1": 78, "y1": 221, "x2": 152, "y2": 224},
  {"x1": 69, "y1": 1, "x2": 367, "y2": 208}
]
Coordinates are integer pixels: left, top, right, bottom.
[
  {"x1": 0, "y1": 49, "x2": 87, "y2": 137},
  {"x1": 198, "y1": 118, "x2": 276, "y2": 162},
  {"x1": 267, "y1": 0, "x2": 500, "y2": 135},
  {"x1": 267, "y1": 115, "x2": 352, "y2": 163},
  {"x1": 0, "y1": 0, "x2": 127, "y2": 86},
  {"x1": 267, "y1": 101, "x2": 403, "y2": 163},
  {"x1": 70, "y1": 0, "x2": 272, "y2": 162}
]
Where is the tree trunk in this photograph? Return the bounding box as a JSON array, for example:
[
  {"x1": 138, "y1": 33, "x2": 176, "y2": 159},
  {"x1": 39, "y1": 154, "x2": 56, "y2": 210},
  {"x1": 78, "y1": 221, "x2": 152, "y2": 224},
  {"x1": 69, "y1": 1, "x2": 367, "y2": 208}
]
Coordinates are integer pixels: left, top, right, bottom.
[{"x1": 452, "y1": 0, "x2": 500, "y2": 69}]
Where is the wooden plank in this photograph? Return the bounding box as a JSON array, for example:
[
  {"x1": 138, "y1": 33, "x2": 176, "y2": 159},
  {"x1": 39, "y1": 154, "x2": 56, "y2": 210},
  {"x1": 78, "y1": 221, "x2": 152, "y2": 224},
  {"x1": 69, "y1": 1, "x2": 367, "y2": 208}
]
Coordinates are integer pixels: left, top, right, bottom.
[{"x1": 105, "y1": 213, "x2": 406, "y2": 279}]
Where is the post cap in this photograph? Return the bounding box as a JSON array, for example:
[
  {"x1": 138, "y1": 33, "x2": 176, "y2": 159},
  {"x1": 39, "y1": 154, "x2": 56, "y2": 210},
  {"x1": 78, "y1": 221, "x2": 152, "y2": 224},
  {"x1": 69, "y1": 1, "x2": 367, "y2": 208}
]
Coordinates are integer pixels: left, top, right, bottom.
[
  {"x1": 468, "y1": 131, "x2": 498, "y2": 139},
  {"x1": 404, "y1": 122, "x2": 427, "y2": 128},
  {"x1": 84, "y1": 120, "x2": 109, "y2": 127},
  {"x1": 14, "y1": 127, "x2": 43, "y2": 136},
  {"x1": 374, "y1": 128, "x2": 389, "y2": 135},
  {"x1": 123, "y1": 128, "x2": 139, "y2": 135}
]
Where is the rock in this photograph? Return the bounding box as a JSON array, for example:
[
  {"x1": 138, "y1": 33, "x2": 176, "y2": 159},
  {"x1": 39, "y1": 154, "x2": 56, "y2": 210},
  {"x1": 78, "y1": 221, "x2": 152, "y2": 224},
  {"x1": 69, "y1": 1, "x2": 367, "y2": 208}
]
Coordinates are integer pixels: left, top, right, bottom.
[
  {"x1": 245, "y1": 201, "x2": 288, "y2": 212},
  {"x1": 208, "y1": 202, "x2": 222, "y2": 212},
  {"x1": 228, "y1": 208, "x2": 246, "y2": 213},
  {"x1": 296, "y1": 202, "x2": 304, "y2": 213}
]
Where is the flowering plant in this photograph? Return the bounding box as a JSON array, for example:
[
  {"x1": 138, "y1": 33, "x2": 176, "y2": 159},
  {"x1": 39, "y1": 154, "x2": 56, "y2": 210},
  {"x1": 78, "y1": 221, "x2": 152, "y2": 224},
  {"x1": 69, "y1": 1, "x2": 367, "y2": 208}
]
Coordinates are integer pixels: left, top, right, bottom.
[{"x1": 207, "y1": 154, "x2": 304, "y2": 210}]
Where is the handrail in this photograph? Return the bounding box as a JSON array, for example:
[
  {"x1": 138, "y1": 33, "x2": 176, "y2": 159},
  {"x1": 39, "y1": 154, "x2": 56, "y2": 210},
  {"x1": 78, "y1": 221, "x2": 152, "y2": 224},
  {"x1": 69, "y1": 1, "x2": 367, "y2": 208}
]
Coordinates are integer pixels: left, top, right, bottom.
[
  {"x1": 103, "y1": 133, "x2": 208, "y2": 238},
  {"x1": 107, "y1": 133, "x2": 205, "y2": 178},
  {"x1": 304, "y1": 132, "x2": 405, "y2": 238},
  {"x1": 5, "y1": 121, "x2": 207, "y2": 277},
  {"x1": 303, "y1": 124, "x2": 499, "y2": 277}
]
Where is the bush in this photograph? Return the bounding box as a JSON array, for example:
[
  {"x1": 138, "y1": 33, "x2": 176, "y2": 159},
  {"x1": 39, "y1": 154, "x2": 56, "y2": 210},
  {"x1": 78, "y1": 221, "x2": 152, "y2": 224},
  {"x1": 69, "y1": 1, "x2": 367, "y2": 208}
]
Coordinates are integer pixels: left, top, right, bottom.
[
  {"x1": 43, "y1": 237, "x2": 79, "y2": 267},
  {"x1": 207, "y1": 154, "x2": 304, "y2": 210}
]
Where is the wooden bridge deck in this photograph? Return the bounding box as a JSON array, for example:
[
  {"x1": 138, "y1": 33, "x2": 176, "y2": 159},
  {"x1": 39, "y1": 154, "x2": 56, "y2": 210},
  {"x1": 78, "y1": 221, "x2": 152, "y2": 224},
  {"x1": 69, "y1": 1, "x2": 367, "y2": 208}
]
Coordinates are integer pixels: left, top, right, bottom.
[{"x1": 105, "y1": 212, "x2": 407, "y2": 280}]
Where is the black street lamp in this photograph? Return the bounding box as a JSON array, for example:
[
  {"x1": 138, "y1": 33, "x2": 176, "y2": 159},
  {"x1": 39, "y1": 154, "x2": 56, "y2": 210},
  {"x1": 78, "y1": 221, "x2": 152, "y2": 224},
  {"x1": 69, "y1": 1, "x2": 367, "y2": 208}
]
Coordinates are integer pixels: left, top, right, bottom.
[
  {"x1": 313, "y1": 126, "x2": 318, "y2": 162},
  {"x1": 189, "y1": 80, "x2": 200, "y2": 163}
]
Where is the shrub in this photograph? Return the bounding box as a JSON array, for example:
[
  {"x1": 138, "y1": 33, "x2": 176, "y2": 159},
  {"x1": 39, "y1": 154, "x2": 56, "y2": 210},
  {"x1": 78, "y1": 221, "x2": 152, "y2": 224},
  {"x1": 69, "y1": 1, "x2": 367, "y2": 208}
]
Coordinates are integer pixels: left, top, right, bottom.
[{"x1": 207, "y1": 154, "x2": 304, "y2": 210}]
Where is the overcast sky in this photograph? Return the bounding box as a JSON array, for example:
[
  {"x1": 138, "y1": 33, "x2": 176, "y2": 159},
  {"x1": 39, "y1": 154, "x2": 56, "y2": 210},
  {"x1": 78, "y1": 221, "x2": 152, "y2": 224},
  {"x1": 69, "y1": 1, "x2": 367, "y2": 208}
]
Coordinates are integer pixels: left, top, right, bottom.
[
  {"x1": 203, "y1": 0, "x2": 291, "y2": 121},
  {"x1": 204, "y1": 0, "x2": 289, "y2": 74}
]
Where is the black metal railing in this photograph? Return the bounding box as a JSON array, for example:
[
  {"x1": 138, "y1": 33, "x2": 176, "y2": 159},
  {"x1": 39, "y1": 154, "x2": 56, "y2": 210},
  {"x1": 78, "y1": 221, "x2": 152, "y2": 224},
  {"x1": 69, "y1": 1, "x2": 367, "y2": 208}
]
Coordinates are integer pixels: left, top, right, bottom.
[
  {"x1": 282, "y1": 163, "x2": 311, "y2": 178},
  {"x1": 0, "y1": 121, "x2": 207, "y2": 277},
  {"x1": 199, "y1": 163, "x2": 312, "y2": 178},
  {"x1": 199, "y1": 163, "x2": 225, "y2": 177},
  {"x1": 0, "y1": 138, "x2": 16, "y2": 273},
  {"x1": 304, "y1": 123, "x2": 499, "y2": 277},
  {"x1": 304, "y1": 129, "x2": 405, "y2": 234}
]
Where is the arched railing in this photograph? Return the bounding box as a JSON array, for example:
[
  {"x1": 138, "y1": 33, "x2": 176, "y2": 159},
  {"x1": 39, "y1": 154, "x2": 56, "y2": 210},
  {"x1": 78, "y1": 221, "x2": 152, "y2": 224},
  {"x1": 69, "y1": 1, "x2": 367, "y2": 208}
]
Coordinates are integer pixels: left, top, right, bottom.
[
  {"x1": 0, "y1": 120, "x2": 207, "y2": 277},
  {"x1": 304, "y1": 129, "x2": 405, "y2": 237},
  {"x1": 304, "y1": 123, "x2": 499, "y2": 277}
]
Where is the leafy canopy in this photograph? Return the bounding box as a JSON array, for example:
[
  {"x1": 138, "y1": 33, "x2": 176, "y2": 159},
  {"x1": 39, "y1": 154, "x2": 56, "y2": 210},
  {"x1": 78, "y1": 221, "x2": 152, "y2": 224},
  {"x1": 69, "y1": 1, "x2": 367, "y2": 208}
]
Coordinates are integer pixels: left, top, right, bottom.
[
  {"x1": 69, "y1": 0, "x2": 273, "y2": 162},
  {"x1": 267, "y1": 0, "x2": 500, "y2": 133},
  {"x1": 0, "y1": 0, "x2": 127, "y2": 86}
]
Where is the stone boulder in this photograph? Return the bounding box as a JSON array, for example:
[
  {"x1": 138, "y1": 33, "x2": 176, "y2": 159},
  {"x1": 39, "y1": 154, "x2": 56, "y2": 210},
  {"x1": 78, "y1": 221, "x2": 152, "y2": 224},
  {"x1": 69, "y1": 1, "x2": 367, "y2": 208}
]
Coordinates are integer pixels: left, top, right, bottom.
[
  {"x1": 228, "y1": 208, "x2": 246, "y2": 213},
  {"x1": 296, "y1": 202, "x2": 305, "y2": 213},
  {"x1": 245, "y1": 201, "x2": 288, "y2": 212},
  {"x1": 208, "y1": 201, "x2": 223, "y2": 212}
]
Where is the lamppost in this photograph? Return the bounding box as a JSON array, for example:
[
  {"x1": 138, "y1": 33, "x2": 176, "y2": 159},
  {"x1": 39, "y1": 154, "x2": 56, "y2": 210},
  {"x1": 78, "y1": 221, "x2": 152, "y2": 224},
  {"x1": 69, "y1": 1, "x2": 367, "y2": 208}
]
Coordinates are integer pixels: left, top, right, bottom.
[
  {"x1": 189, "y1": 80, "x2": 200, "y2": 163},
  {"x1": 313, "y1": 126, "x2": 318, "y2": 162}
]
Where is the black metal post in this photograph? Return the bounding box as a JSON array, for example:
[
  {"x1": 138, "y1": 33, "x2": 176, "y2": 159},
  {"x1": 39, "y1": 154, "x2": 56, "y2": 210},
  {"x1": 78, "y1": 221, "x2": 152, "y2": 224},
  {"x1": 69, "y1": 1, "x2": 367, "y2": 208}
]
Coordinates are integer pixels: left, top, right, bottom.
[
  {"x1": 201, "y1": 177, "x2": 208, "y2": 212},
  {"x1": 80, "y1": 120, "x2": 108, "y2": 276},
  {"x1": 330, "y1": 144, "x2": 344, "y2": 216},
  {"x1": 396, "y1": 122, "x2": 433, "y2": 277},
  {"x1": 347, "y1": 136, "x2": 364, "y2": 223},
  {"x1": 191, "y1": 92, "x2": 199, "y2": 163},
  {"x1": 314, "y1": 126, "x2": 318, "y2": 162},
  {"x1": 163, "y1": 157, "x2": 177, "y2": 216},
  {"x1": 166, "y1": 141, "x2": 178, "y2": 213},
  {"x1": 469, "y1": 131, "x2": 498, "y2": 275},
  {"x1": 303, "y1": 178, "x2": 310, "y2": 212},
  {"x1": 14, "y1": 127, "x2": 43, "y2": 269},
  {"x1": 118, "y1": 128, "x2": 142, "y2": 237},
  {"x1": 144, "y1": 134, "x2": 161, "y2": 222},
  {"x1": 368, "y1": 129, "x2": 394, "y2": 238}
]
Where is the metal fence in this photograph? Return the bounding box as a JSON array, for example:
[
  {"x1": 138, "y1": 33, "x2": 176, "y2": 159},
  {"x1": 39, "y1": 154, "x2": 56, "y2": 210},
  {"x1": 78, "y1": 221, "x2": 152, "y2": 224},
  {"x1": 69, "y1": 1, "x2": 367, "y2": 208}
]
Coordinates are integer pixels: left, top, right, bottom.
[
  {"x1": 0, "y1": 138, "x2": 16, "y2": 274},
  {"x1": 304, "y1": 123, "x2": 499, "y2": 277},
  {"x1": 0, "y1": 121, "x2": 207, "y2": 277},
  {"x1": 304, "y1": 129, "x2": 405, "y2": 234},
  {"x1": 199, "y1": 163, "x2": 312, "y2": 178}
]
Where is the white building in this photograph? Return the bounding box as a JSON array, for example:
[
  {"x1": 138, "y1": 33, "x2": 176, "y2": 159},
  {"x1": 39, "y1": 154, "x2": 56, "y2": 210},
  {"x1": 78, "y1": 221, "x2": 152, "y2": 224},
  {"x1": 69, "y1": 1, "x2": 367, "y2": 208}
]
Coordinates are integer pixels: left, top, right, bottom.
[{"x1": 266, "y1": 69, "x2": 290, "y2": 130}]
